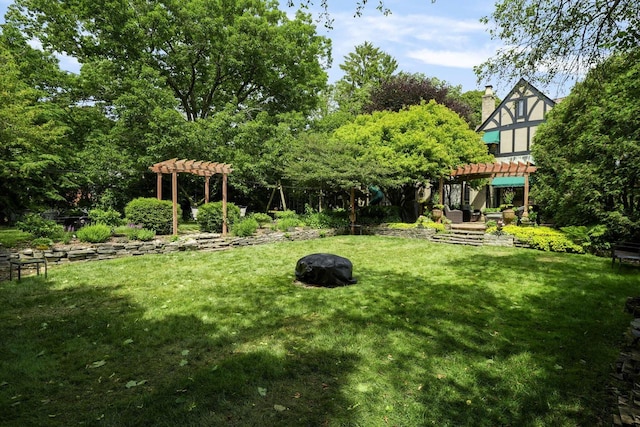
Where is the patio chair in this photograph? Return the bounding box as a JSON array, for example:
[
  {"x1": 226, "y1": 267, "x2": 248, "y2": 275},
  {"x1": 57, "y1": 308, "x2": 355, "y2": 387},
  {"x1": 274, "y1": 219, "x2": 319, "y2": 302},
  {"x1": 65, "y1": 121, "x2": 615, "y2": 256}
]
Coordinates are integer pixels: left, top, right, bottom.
[{"x1": 443, "y1": 205, "x2": 463, "y2": 224}]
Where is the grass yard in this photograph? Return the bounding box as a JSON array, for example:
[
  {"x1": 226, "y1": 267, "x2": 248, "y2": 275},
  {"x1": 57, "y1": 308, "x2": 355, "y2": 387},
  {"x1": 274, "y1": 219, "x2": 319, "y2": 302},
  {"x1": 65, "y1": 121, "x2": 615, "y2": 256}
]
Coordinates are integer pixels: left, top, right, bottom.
[{"x1": 1, "y1": 235, "x2": 638, "y2": 426}]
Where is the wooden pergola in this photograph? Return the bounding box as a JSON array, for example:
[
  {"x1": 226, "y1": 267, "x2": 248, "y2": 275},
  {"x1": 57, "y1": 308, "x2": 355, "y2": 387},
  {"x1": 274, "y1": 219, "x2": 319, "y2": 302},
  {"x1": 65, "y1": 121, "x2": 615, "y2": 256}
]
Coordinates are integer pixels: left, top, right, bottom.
[
  {"x1": 440, "y1": 161, "x2": 537, "y2": 216},
  {"x1": 149, "y1": 158, "x2": 233, "y2": 236}
]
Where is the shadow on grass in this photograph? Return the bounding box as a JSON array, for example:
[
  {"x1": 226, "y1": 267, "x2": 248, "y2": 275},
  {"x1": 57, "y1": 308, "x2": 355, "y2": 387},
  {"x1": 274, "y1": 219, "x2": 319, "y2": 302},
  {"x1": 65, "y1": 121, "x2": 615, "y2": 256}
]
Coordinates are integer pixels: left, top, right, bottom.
[{"x1": 0, "y1": 278, "x2": 358, "y2": 427}]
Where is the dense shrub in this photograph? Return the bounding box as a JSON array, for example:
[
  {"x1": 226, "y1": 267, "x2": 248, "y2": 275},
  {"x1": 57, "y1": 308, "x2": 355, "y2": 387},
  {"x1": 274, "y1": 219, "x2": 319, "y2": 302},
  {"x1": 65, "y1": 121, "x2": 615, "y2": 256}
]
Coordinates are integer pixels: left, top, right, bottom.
[
  {"x1": 16, "y1": 213, "x2": 64, "y2": 239},
  {"x1": 31, "y1": 237, "x2": 53, "y2": 249},
  {"x1": 124, "y1": 198, "x2": 179, "y2": 235},
  {"x1": 76, "y1": 224, "x2": 112, "y2": 243},
  {"x1": 271, "y1": 210, "x2": 302, "y2": 231},
  {"x1": 500, "y1": 225, "x2": 584, "y2": 253},
  {"x1": 88, "y1": 208, "x2": 123, "y2": 227},
  {"x1": 197, "y1": 202, "x2": 241, "y2": 233},
  {"x1": 232, "y1": 217, "x2": 259, "y2": 237},
  {"x1": 118, "y1": 224, "x2": 156, "y2": 241},
  {"x1": 274, "y1": 210, "x2": 299, "y2": 220},
  {"x1": 359, "y1": 205, "x2": 402, "y2": 224},
  {"x1": 250, "y1": 213, "x2": 273, "y2": 227},
  {"x1": 303, "y1": 206, "x2": 350, "y2": 229}
]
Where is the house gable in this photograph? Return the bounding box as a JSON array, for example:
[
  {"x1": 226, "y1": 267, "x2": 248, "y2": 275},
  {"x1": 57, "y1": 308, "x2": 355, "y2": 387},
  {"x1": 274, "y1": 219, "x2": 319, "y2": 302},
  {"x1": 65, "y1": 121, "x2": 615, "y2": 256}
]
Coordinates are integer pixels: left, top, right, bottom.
[{"x1": 477, "y1": 78, "x2": 555, "y2": 163}]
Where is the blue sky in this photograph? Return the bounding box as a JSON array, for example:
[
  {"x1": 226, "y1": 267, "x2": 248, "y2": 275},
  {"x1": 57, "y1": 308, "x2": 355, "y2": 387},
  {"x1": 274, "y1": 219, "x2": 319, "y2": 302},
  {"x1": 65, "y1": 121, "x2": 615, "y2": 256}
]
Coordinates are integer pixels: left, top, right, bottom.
[
  {"x1": 0, "y1": 0, "x2": 566, "y2": 98},
  {"x1": 284, "y1": 1, "x2": 504, "y2": 93}
]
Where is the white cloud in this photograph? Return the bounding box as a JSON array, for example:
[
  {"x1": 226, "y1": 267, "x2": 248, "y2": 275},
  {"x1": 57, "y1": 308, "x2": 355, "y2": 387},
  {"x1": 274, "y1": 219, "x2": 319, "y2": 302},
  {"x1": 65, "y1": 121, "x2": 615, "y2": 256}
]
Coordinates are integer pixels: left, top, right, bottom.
[{"x1": 407, "y1": 46, "x2": 498, "y2": 69}]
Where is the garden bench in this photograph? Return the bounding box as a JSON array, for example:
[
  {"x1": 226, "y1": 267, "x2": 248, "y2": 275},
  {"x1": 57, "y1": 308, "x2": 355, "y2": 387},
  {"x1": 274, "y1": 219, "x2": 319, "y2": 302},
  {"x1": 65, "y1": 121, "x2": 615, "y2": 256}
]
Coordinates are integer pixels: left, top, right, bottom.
[
  {"x1": 612, "y1": 242, "x2": 640, "y2": 268},
  {"x1": 9, "y1": 257, "x2": 47, "y2": 281}
]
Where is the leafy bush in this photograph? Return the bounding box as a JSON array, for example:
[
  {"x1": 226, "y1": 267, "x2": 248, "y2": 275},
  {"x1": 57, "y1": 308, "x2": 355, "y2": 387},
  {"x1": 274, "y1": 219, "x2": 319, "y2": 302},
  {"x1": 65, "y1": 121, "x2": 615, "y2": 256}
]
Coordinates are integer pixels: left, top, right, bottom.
[
  {"x1": 134, "y1": 228, "x2": 156, "y2": 241},
  {"x1": 303, "y1": 206, "x2": 350, "y2": 229},
  {"x1": 197, "y1": 202, "x2": 241, "y2": 233},
  {"x1": 124, "y1": 198, "x2": 179, "y2": 235},
  {"x1": 119, "y1": 224, "x2": 156, "y2": 241},
  {"x1": 76, "y1": 224, "x2": 112, "y2": 243},
  {"x1": 270, "y1": 210, "x2": 302, "y2": 231},
  {"x1": 501, "y1": 225, "x2": 584, "y2": 253},
  {"x1": 359, "y1": 205, "x2": 402, "y2": 224},
  {"x1": 16, "y1": 213, "x2": 64, "y2": 239},
  {"x1": 232, "y1": 217, "x2": 259, "y2": 237},
  {"x1": 274, "y1": 210, "x2": 299, "y2": 220},
  {"x1": 88, "y1": 208, "x2": 123, "y2": 227},
  {"x1": 250, "y1": 213, "x2": 273, "y2": 227},
  {"x1": 31, "y1": 237, "x2": 53, "y2": 249},
  {"x1": 388, "y1": 217, "x2": 446, "y2": 232}
]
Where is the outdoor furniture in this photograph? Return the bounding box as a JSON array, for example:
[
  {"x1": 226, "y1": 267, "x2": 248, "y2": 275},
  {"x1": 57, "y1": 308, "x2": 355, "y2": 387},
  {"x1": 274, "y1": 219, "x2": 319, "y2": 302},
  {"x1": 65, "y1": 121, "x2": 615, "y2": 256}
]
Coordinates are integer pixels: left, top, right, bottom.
[
  {"x1": 9, "y1": 256, "x2": 48, "y2": 281},
  {"x1": 612, "y1": 242, "x2": 640, "y2": 268},
  {"x1": 443, "y1": 205, "x2": 463, "y2": 224}
]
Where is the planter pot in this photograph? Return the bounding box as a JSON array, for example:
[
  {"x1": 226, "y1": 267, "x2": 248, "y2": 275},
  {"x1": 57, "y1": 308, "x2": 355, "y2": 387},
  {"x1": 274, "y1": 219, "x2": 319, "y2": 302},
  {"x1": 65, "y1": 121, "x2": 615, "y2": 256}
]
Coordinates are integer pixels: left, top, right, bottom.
[
  {"x1": 484, "y1": 212, "x2": 502, "y2": 222},
  {"x1": 431, "y1": 208, "x2": 443, "y2": 223},
  {"x1": 502, "y1": 208, "x2": 516, "y2": 225}
]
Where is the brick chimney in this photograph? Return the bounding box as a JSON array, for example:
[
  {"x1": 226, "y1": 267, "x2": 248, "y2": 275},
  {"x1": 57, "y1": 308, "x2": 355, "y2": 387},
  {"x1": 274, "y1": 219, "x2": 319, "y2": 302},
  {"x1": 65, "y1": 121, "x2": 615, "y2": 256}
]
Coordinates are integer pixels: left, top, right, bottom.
[{"x1": 481, "y1": 85, "x2": 495, "y2": 123}]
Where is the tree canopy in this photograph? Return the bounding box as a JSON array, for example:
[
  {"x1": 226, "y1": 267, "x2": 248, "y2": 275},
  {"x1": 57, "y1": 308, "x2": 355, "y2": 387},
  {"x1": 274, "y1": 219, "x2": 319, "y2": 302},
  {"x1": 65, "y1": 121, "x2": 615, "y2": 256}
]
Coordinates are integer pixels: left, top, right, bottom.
[
  {"x1": 287, "y1": 101, "x2": 492, "y2": 192},
  {"x1": 531, "y1": 49, "x2": 640, "y2": 239},
  {"x1": 8, "y1": 0, "x2": 331, "y2": 120},
  {"x1": 476, "y1": 0, "x2": 640, "y2": 86},
  {"x1": 364, "y1": 73, "x2": 474, "y2": 126}
]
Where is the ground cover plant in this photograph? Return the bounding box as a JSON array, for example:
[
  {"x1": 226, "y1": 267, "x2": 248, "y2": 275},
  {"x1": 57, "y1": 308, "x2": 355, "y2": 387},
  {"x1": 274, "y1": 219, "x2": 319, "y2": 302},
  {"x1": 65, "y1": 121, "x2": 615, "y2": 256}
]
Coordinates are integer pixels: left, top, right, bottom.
[{"x1": 1, "y1": 236, "x2": 638, "y2": 426}]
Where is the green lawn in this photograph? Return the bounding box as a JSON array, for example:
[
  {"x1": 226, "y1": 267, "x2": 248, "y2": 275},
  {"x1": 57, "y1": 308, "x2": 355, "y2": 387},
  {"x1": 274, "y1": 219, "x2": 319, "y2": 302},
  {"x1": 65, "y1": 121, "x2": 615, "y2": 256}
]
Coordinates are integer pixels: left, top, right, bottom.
[{"x1": 1, "y1": 236, "x2": 636, "y2": 426}]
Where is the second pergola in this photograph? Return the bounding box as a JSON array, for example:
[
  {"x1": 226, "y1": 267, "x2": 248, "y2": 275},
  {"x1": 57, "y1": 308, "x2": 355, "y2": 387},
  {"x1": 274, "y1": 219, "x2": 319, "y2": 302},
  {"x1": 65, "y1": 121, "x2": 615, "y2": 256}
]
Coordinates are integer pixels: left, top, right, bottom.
[{"x1": 440, "y1": 161, "x2": 537, "y2": 217}]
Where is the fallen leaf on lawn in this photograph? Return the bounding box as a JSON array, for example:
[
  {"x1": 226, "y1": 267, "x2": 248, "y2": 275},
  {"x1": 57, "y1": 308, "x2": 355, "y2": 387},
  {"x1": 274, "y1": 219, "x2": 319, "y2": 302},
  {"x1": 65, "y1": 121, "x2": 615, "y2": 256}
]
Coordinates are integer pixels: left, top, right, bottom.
[
  {"x1": 88, "y1": 360, "x2": 106, "y2": 369},
  {"x1": 466, "y1": 399, "x2": 472, "y2": 405},
  {"x1": 125, "y1": 380, "x2": 148, "y2": 389},
  {"x1": 274, "y1": 404, "x2": 287, "y2": 412},
  {"x1": 258, "y1": 387, "x2": 267, "y2": 397},
  {"x1": 181, "y1": 349, "x2": 190, "y2": 356},
  {"x1": 436, "y1": 374, "x2": 446, "y2": 380},
  {"x1": 123, "y1": 339, "x2": 134, "y2": 345},
  {"x1": 179, "y1": 359, "x2": 188, "y2": 367},
  {"x1": 554, "y1": 364, "x2": 563, "y2": 370},
  {"x1": 293, "y1": 392, "x2": 301, "y2": 399}
]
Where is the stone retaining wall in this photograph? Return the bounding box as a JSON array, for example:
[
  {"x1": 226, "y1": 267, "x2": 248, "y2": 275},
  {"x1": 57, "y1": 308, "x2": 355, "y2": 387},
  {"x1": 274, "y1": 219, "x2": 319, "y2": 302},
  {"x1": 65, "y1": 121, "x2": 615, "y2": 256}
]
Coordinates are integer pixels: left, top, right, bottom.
[
  {"x1": 0, "y1": 227, "x2": 517, "y2": 280},
  {"x1": 0, "y1": 229, "x2": 336, "y2": 276}
]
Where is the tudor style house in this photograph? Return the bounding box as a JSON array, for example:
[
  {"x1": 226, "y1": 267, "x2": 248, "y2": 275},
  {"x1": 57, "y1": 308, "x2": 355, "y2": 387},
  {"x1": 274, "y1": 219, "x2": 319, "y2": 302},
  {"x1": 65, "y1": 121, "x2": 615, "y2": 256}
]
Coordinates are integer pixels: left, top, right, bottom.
[{"x1": 474, "y1": 78, "x2": 556, "y2": 208}]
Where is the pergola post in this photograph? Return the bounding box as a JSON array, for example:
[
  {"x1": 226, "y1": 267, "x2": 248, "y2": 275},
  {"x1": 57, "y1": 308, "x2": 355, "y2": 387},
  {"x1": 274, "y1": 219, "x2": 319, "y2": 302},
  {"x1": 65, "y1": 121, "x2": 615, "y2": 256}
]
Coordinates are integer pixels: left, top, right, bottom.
[
  {"x1": 523, "y1": 173, "x2": 530, "y2": 218},
  {"x1": 438, "y1": 177, "x2": 444, "y2": 205},
  {"x1": 156, "y1": 173, "x2": 163, "y2": 200},
  {"x1": 204, "y1": 176, "x2": 211, "y2": 204},
  {"x1": 222, "y1": 173, "x2": 228, "y2": 236},
  {"x1": 172, "y1": 171, "x2": 178, "y2": 235}
]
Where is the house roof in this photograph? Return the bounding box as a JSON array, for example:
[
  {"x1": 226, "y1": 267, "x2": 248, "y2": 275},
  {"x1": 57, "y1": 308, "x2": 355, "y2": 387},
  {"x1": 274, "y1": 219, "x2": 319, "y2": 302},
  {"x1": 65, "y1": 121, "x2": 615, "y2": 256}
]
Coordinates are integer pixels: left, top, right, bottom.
[{"x1": 476, "y1": 78, "x2": 557, "y2": 132}]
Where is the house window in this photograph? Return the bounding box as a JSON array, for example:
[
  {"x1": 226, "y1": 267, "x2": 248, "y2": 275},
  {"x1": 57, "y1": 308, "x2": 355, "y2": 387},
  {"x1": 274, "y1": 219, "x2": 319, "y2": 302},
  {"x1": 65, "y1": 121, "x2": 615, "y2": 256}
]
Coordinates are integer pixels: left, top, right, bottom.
[{"x1": 516, "y1": 99, "x2": 526, "y2": 118}]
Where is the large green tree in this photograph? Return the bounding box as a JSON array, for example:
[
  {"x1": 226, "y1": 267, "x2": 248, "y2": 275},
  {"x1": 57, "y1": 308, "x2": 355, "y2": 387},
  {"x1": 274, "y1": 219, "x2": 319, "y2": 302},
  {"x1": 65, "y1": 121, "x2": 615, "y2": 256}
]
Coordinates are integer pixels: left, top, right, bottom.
[
  {"x1": 286, "y1": 101, "x2": 492, "y2": 219},
  {"x1": 477, "y1": 0, "x2": 640, "y2": 85},
  {"x1": 0, "y1": 41, "x2": 70, "y2": 220},
  {"x1": 531, "y1": 49, "x2": 640, "y2": 239},
  {"x1": 8, "y1": 0, "x2": 331, "y2": 120}
]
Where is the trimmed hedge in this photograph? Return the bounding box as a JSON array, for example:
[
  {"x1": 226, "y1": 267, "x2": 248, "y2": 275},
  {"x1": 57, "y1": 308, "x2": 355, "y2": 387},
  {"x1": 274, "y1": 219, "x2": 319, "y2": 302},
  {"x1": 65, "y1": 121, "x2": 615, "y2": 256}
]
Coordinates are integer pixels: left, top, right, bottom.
[
  {"x1": 124, "y1": 198, "x2": 179, "y2": 235},
  {"x1": 197, "y1": 202, "x2": 241, "y2": 233}
]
